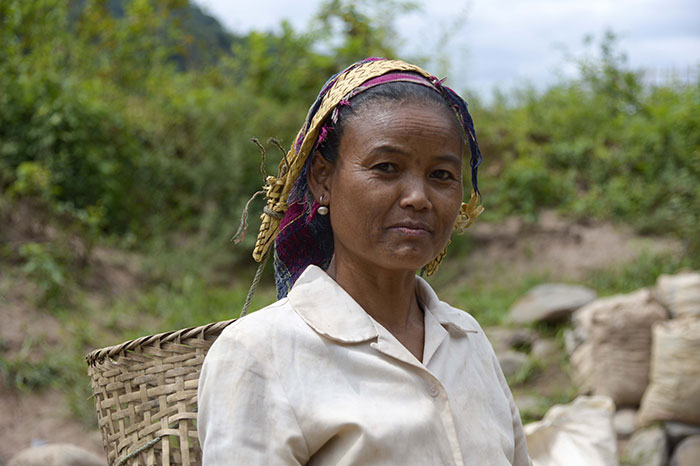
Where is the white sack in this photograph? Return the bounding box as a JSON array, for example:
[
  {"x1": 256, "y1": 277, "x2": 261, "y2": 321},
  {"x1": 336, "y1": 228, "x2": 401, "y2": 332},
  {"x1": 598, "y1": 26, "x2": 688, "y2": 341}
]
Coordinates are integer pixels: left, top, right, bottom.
[
  {"x1": 655, "y1": 272, "x2": 700, "y2": 318},
  {"x1": 570, "y1": 289, "x2": 667, "y2": 405},
  {"x1": 524, "y1": 396, "x2": 618, "y2": 466},
  {"x1": 638, "y1": 317, "x2": 700, "y2": 425}
]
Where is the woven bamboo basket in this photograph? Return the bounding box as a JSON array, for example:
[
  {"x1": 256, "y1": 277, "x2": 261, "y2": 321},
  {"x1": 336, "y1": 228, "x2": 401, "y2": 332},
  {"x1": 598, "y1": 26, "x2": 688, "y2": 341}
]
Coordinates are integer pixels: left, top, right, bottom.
[{"x1": 85, "y1": 319, "x2": 236, "y2": 466}]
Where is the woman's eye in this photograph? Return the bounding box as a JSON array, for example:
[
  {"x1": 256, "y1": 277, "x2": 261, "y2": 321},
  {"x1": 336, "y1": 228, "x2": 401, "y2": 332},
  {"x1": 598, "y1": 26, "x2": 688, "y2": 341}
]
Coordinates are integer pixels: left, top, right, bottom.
[
  {"x1": 373, "y1": 162, "x2": 396, "y2": 173},
  {"x1": 431, "y1": 169, "x2": 455, "y2": 181}
]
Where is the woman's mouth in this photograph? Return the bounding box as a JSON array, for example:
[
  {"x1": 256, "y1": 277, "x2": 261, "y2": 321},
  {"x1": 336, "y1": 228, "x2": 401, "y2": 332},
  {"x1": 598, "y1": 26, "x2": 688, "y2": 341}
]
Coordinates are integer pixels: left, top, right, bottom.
[{"x1": 388, "y1": 221, "x2": 432, "y2": 237}]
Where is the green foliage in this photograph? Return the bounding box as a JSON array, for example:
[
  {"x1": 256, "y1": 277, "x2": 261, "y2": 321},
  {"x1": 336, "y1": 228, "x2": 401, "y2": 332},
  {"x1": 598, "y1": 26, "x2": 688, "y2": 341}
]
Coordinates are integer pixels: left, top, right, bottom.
[
  {"x1": 582, "y1": 252, "x2": 689, "y2": 297},
  {"x1": 2, "y1": 4, "x2": 697, "y2": 261},
  {"x1": 450, "y1": 274, "x2": 550, "y2": 326},
  {"x1": 0, "y1": 354, "x2": 60, "y2": 391},
  {"x1": 9, "y1": 162, "x2": 53, "y2": 199},
  {"x1": 474, "y1": 32, "x2": 700, "y2": 258},
  {"x1": 18, "y1": 242, "x2": 69, "y2": 306},
  {"x1": 312, "y1": 0, "x2": 417, "y2": 65},
  {"x1": 1, "y1": 0, "x2": 413, "y2": 245},
  {"x1": 497, "y1": 156, "x2": 574, "y2": 221},
  {"x1": 0, "y1": 336, "x2": 61, "y2": 391},
  {"x1": 1, "y1": 2, "x2": 698, "y2": 420},
  {"x1": 117, "y1": 277, "x2": 276, "y2": 332},
  {"x1": 506, "y1": 356, "x2": 544, "y2": 387}
]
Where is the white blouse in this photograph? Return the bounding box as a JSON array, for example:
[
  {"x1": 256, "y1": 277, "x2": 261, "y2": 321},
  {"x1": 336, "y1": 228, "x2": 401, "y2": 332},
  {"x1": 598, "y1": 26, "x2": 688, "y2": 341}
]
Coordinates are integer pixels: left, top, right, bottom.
[{"x1": 198, "y1": 265, "x2": 531, "y2": 465}]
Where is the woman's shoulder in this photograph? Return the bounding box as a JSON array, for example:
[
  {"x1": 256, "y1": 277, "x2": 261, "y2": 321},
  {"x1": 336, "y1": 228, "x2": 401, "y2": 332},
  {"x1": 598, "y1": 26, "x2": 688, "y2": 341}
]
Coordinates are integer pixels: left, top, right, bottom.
[
  {"x1": 439, "y1": 301, "x2": 485, "y2": 331},
  {"x1": 208, "y1": 297, "x2": 315, "y2": 357}
]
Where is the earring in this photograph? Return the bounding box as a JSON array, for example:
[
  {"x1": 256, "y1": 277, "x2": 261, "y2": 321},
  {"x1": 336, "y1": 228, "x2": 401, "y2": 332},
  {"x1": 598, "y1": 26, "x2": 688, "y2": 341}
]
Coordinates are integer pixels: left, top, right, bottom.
[
  {"x1": 454, "y1": 190, "x2": 484, "y2": 233},
  {"x1": 318, "y1": 194, "x2": 329, "y2": 216},
  {"x1": 425, "y1": 191, "x2": 484, "y2": 276},
  {"x1": 424, "y1": 241, "x2": 450, "y2": 277}
]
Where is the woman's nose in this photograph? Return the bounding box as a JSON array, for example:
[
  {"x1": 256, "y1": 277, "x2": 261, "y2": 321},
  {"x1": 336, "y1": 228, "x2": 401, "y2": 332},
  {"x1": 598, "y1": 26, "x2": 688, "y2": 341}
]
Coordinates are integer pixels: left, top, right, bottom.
[{"x1": 399, "y1": 178, "x2": 432, "y2": 211}]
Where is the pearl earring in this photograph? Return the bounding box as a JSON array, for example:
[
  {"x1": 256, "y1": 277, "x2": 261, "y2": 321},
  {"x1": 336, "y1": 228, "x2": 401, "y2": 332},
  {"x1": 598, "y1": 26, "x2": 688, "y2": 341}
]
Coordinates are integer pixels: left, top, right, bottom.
[{"x1": 318, "y1": 195, "x2": 329, "y2": 216}]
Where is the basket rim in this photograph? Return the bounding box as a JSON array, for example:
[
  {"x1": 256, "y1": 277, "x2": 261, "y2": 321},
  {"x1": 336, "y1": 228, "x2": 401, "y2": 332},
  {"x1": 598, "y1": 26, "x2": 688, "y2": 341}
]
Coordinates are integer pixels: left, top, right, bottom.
[{"x1": 85, "y1": 319, "x2": 236, "y2": 366}]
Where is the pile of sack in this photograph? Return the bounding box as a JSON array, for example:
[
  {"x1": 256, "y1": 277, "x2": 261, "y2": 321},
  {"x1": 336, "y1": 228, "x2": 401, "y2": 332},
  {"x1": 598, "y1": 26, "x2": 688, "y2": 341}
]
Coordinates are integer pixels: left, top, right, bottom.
[{"x1": 562, "y1": 271, "x2": 700, "y2": 466}]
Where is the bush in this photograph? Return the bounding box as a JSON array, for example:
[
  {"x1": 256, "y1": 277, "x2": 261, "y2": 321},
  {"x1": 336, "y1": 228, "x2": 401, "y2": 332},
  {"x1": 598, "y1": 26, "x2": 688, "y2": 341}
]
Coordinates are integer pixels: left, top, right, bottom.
[
  {"x1": 18, "y1": 242, "x2": 68, "y2": 306},
  {"x1": 473, "y1": 33, "x2": 700, "y2": 258}
]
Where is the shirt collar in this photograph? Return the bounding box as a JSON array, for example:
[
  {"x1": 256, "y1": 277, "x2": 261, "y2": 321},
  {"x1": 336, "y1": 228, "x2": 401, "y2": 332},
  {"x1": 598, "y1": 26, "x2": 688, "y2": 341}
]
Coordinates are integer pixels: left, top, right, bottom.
[
  {"x1": 414, "y1": 275, "x2": 480, "y2": 336},
  {"x1": 287, "y1": 265, "x2": 479, "y2": 344}
]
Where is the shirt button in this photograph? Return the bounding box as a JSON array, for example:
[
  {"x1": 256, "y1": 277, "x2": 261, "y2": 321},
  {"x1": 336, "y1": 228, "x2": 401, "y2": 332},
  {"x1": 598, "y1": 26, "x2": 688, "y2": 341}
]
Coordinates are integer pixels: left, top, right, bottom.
[{"x1": 428, "y1": 384, "x2": 440, "y2": 397}]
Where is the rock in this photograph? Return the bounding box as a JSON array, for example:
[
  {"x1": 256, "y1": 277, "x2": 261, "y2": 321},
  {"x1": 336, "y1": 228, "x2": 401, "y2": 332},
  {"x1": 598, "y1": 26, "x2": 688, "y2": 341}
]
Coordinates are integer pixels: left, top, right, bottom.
[
  {"x1": 623, "y1": 426, "x2": 668, "y2": 466},
  {"x1": 655, "y1": 272, "x2": 700, "y2": 318},
  {"x1": 497, "y1": 351, "x2": 529, "y2": 378},
  {"x1": 670, "y1": 435, "x2": 700, "y2": 466},
  {"x1": 508, "y1": 283, "x2": 597, "y2": 324},
  {"x1": 665, "y1": 421, "x2": 700, "y2": 448},
  {"x1": 8, "y1": 443, "x2": 105, "y2": 466},
  {"x1": 614, "y1": 409, "x2": 638, "y2": 438},
  {"x1": 484, "y1": 327, "x2": 537, "y2": 353},
  {"x1": 531, "y1": 338, "x2": 559, "y2": 361}
]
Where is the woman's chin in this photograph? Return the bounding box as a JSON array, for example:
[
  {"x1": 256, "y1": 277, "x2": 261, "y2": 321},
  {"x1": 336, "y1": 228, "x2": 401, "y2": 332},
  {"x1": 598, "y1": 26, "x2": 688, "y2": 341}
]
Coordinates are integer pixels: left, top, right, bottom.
[{"x1": 372, "y1": 250, "x2": 439, "y2": 274}]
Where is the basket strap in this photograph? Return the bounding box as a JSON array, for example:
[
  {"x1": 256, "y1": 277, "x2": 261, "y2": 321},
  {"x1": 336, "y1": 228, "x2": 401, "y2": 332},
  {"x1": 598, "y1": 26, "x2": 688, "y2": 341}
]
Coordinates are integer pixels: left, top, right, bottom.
[
  {"x1": 240, "y1": 248, "x2": 271, "y2": 317},
  {"x1": 113, "y1": 436, "x2": 163, "y2": 466}
]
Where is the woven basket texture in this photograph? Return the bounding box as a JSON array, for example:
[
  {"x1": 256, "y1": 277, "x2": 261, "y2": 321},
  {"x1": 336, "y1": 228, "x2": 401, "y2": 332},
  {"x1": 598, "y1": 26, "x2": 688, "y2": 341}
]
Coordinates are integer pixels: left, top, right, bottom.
[{"x1": 86, "y1": 319, "x2": 235, "y2": 466}]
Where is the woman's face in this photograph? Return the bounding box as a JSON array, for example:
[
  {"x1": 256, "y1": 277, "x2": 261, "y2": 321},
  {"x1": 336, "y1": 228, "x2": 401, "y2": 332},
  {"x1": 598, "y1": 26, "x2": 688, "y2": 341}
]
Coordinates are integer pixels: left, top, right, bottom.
[{"x1": 320, "y1": 100, "x2": 464, "y2": 274}]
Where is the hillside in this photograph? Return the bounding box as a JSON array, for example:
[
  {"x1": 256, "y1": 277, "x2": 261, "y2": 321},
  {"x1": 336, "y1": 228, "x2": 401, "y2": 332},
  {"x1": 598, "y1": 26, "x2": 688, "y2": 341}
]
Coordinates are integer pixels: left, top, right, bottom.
[{"x1": 0, "y1": 0, "x2": 698, "y2": 463}]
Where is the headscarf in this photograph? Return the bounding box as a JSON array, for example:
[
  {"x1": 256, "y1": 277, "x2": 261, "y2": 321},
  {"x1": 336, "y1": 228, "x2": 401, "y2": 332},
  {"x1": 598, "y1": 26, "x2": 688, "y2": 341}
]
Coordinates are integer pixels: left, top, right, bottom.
[{"x1": 242, "y1": 58, "x2": 485, "y2": 305}]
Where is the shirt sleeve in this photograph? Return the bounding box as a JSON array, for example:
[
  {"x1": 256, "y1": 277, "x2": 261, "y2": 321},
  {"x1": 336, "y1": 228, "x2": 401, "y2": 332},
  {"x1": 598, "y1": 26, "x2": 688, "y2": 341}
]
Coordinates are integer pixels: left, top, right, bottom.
[
  {"x1": 197, "y1": 325, "x2": 310, "y2": 465},
  {"x1": 491, "y1": 350, "x2": 533, "y2": 466}
]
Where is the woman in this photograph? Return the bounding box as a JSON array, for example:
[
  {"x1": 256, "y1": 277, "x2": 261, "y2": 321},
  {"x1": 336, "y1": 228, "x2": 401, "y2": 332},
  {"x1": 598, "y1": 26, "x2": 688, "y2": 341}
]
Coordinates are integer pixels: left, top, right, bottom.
[{"x1": 198, "y1": 58, "x2": 531, "y2": 465}]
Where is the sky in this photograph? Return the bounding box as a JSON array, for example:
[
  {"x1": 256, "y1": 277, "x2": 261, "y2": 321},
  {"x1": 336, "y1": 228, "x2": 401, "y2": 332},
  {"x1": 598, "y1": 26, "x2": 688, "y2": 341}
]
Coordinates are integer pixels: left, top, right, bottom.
[{"x1": 195, "y1": 0, "x2": 700, "y2": 97}]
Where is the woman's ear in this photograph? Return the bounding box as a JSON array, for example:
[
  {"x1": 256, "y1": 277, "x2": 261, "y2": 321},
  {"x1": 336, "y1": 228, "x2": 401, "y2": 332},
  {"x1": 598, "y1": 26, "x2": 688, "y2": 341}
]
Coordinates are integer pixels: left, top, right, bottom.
[{"x1": 308, "y1": 151, "x2": 334, "y2": 201}]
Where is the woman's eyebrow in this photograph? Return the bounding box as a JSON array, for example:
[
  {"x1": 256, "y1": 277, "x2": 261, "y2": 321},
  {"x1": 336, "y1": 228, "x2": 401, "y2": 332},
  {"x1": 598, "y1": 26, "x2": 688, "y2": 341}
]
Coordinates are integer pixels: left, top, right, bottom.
[
  {"x1": 434, "y1": 154, "x2": 462, "y2": 165},
  {"x1": 371, "y1": 145, "x2": 462, "y2": 164},
  {"x1": 370, "y1": 144, "x2": 409, "y2": 156}
]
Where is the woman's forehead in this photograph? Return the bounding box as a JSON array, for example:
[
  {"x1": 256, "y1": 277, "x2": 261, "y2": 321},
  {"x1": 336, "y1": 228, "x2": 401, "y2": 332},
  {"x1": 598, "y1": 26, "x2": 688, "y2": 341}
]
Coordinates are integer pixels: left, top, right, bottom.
[
  {"x1": 346, "y1": 100, "x2": 464, "y2": 141},
  {"x1": 339, "y1": 101, "x2": 465, "y2": 159}
]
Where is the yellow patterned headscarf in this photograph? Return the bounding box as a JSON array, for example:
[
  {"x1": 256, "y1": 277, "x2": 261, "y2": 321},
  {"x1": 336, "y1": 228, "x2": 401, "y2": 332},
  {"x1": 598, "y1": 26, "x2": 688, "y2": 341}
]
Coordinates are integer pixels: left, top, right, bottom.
[
  {"x1": 239, "y1": 58, "x2": 484, "y2": 309},
  {"x1": 252, "y1": 59, "x2": 442, "y2": 262}
]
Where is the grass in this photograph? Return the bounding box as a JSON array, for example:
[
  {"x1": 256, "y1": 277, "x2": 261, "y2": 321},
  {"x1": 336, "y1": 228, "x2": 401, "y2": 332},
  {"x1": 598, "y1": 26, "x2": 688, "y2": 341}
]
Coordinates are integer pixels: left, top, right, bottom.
[
  {"x1": 581, "y1": 251, "x2": 690, "y2": 297},
  {"x1": 506, "y1": 356, "x2": 545, "y2": 386},
  {"x1": 449, "y1": 273, "x2": 551, "y2": 326},
  {"x1": 98, "y1": 277, "x2": 277, "y2": 339},
  {"x1": 54, "y1": 276, "x2": 277, "y2": 425},
  {"x1": 0, "y1": 237, "x2": 280, "y2": 425},
  {"x1": 0, "y1": 219, "x2": 693, "y2": 429},
  {"x1": 0, "y1": 353, "x2": 61, "y2": 392}
]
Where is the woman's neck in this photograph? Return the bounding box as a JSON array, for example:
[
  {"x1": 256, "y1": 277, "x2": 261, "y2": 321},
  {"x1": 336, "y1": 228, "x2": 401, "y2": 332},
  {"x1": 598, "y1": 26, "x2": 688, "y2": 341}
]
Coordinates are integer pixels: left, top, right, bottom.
[{"x1": 326, "y1": 256, "x2": 425, "y2": 360}]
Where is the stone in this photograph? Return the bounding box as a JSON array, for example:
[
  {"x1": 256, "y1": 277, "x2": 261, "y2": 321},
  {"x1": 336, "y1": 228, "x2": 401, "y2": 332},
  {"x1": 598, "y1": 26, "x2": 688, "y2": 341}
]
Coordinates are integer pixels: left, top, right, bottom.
[
  {"x1": 614, "y1": 409, "x2": 638, "y2": 438},
  {"x1": 623, "y1": 426, "x2": 668, "y2": 466},
  {"x1": 670, "y1": 435, "x2": 700, "y2": 466},
  {"x1": 484, "y1": 327, "x2": 538, "y2": 353},
  {"x1": 665, "y1": 421, "x2": 700, "y2": 448},
  {"x1": 8, "y1": 443, "x2": 105, "y2": 466},
  {"x1": 508, "y1": 283, "x2": 597, "y2": 324},
  {"x1": 497, "y1": 351, "x2": 529, "y2": 379},
  {"x1": 531, "y1": 338, "x2": 560, "y2": 361}
]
